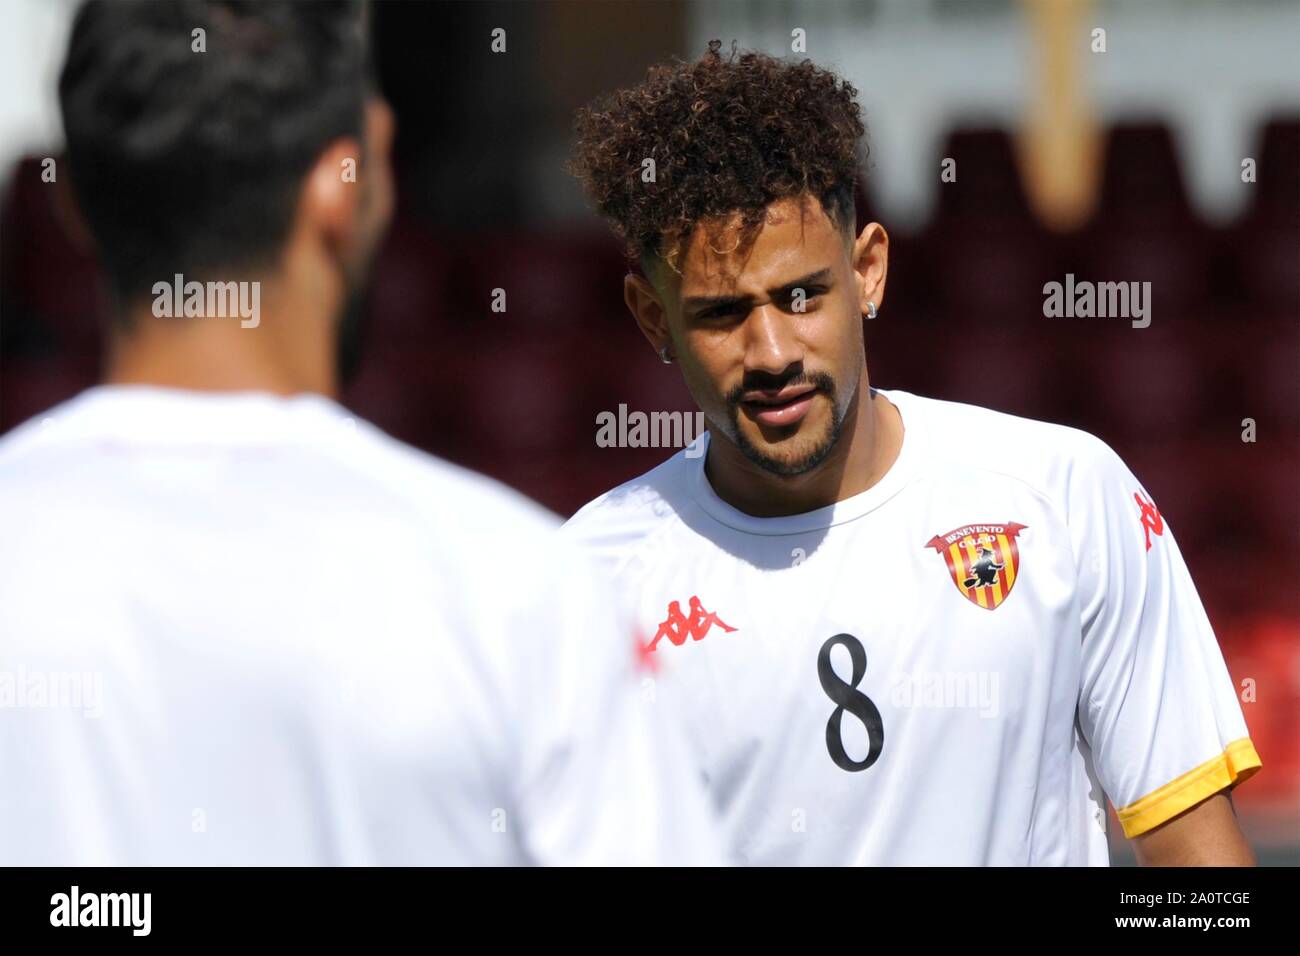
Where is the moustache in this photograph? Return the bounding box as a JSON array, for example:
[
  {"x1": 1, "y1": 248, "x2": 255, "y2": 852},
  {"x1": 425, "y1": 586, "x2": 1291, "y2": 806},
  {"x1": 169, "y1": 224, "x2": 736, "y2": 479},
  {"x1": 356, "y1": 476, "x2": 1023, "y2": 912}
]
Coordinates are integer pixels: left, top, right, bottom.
[{"x1": 725, "y1": 369, "x2": 837, "y2": 407}]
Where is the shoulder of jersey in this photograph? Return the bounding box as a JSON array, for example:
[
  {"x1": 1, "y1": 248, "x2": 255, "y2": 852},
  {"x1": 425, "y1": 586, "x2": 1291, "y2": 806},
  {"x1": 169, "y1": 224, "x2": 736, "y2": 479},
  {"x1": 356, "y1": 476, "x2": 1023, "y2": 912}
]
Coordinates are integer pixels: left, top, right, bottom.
[
  {"x1": 322, "y1": 416, "x2": 564, "y2": 542},
  {"x1": 0, "y1": 396, "x2": 561, "y2": 551},
  {"x1": 898, "y1": 388, "x2": 1122, "y2": 499},
  {"x1": 560, "y1": 446, "x2": 697, "y2": 551},
  {"x1": 0, "y1": 409, "x2": 54, "y2": 465},
  {"x1": 0, "y1": 408, "x2": 80, "y2": 500}
]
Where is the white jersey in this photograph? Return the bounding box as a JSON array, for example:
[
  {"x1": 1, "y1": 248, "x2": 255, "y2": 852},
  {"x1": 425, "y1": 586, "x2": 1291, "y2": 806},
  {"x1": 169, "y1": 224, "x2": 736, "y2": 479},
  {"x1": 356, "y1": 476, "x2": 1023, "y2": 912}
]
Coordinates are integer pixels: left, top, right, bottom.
[
  {"x1": 562, "y1": 387, "x2": 1261, "y2": 865},
  {"x1": 0, "y1": 385, "x2": 721, "y2": 866}
]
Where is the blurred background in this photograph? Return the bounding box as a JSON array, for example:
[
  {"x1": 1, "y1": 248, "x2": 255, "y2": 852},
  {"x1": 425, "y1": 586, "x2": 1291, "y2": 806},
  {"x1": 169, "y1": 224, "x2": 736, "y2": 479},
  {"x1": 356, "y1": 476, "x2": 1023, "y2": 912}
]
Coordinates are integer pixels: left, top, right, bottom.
[{"x1": 1, "y1": 0, "x2": 1297, "y2": 862}]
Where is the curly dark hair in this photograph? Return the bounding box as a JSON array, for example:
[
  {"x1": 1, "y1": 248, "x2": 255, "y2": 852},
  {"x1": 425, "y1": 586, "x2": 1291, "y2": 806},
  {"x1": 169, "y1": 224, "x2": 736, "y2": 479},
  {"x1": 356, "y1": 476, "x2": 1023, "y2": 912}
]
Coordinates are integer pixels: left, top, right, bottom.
[{"x1": 568, "y1": 39, "x2": 866, "y2": 274}]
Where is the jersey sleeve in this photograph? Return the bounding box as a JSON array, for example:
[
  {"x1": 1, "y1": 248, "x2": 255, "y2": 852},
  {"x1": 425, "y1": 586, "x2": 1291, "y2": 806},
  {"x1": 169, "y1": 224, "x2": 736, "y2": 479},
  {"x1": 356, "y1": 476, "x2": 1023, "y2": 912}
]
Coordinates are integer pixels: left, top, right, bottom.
[
  {"x1": 1068, "y1": 434, "x2": 1261, "y2": 839},
  {"x1": 510, "y1": 540, "x2": 725, "y2": 866}
]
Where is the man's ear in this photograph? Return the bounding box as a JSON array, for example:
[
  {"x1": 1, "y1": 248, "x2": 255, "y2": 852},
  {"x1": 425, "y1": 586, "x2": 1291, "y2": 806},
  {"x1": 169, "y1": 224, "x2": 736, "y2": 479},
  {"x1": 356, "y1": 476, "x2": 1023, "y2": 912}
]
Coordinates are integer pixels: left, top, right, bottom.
[
  {"x1": 851, "y1": 221, "x2": 889, "y2": 315},
  {"x1": 624, "y1": 270, "x2": 674, "y2": 359},
  {"x1": 299, "y1": 137, "x2": 364, "y2": 268}
]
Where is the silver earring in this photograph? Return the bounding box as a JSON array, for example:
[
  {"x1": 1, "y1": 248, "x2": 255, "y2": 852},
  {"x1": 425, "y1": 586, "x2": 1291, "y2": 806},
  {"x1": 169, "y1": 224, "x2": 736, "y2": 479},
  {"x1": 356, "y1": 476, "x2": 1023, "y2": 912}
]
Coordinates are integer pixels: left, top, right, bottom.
[
  {"x1": 865, "y1": 300, "x2": 877, "y2": 320},
  {"x1": 659, "y1": 345, "x2": 673, "y2": 364}
]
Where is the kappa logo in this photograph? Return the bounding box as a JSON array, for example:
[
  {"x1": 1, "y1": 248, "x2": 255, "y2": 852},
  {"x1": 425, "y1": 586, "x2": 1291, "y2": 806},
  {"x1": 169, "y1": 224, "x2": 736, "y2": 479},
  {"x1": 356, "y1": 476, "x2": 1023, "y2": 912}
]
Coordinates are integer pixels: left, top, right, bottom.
[
  {"x1": 926, "y1": 522, "x2": 1028, "y2": 610},
  {"x1": 648, "y1": 596, "x2": 737, "y2": 651},
  {"x1": 1134, "y1": 491, "x2": 1164, "y2": 551}
]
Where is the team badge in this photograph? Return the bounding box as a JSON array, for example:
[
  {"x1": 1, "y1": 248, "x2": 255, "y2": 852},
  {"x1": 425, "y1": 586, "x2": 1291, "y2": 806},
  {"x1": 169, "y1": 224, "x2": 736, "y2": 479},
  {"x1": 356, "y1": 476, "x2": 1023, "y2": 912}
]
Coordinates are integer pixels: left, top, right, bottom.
[{"x1": 925, "y1": 522, "x2": 1028, "y2": 610}]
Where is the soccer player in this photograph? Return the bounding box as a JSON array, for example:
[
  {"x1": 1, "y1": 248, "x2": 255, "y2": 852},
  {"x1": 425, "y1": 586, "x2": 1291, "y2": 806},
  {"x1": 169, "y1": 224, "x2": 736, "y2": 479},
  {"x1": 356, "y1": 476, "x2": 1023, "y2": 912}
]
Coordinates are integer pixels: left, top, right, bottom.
[
  {"x1": 563, "y1": 41, "x2": 1261, "y2": 865},
  {"x1": 0, "y1": 1, "x2": 720, "y2": 866}
]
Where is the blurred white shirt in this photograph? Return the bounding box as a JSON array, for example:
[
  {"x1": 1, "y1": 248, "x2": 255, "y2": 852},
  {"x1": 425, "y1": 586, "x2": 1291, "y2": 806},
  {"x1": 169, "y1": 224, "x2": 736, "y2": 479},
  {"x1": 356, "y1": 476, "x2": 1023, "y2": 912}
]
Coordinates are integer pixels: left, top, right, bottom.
[{"x1": 0, "y1": 385, "x2": 722, "y2": 865}]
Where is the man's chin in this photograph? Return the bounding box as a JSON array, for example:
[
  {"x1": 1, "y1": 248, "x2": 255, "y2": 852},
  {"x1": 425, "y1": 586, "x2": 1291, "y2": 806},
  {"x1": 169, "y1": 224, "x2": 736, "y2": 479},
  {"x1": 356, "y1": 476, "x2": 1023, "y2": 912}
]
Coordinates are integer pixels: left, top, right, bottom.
[{"x1": 732, "y1": 417, "x2": 841, "y2": 478}]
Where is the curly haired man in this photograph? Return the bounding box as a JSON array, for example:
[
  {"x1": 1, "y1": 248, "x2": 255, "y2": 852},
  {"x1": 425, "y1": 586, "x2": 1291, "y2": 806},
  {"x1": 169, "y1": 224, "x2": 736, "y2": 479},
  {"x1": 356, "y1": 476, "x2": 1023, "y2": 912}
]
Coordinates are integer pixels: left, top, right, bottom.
[{"x1": 562, "y1": 41, "x2": 1260, "y2": 867}]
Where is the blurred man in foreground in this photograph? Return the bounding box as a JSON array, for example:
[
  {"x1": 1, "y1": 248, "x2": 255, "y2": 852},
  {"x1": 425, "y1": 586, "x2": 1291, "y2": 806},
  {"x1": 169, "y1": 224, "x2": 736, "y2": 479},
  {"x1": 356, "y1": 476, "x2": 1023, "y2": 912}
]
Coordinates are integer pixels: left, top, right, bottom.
[{"x1": 0, "y1": 0, "x2": 720, "y2": 866}]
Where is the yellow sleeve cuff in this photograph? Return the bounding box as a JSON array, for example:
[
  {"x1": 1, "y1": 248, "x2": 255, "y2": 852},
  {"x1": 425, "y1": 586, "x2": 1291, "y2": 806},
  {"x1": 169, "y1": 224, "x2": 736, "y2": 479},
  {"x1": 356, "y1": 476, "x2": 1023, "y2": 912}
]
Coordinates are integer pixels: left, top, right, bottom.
[{"x1": 1116, "y1": 737, "x2": 1262, "y2": 839}]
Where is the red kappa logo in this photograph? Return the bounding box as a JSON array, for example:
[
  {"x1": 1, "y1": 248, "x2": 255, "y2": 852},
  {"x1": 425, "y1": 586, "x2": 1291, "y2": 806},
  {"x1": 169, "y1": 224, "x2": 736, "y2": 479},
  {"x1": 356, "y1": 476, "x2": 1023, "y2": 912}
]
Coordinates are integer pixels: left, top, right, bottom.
[
  {"x1": 1134, "y1": 491, "x2": 1164, "y2": 551},
  {"x1": 648, "y1": 596, "x2": 737, "y2": 651}
]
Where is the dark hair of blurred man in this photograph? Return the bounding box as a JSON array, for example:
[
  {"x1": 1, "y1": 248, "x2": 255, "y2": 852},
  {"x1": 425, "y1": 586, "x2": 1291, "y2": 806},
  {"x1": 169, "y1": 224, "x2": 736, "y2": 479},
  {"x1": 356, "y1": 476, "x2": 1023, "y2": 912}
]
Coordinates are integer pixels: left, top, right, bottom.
[{"x1": 60, "y1": 0, "x2": 392, "y2": 392}]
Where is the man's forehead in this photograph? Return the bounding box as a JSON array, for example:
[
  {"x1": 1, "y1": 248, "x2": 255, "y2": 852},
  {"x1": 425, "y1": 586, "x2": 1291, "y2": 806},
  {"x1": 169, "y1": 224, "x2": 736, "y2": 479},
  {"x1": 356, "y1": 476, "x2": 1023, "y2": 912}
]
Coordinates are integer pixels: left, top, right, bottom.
[{"x1": 672, "y1": 196, "x2": 845, "y2": 296}]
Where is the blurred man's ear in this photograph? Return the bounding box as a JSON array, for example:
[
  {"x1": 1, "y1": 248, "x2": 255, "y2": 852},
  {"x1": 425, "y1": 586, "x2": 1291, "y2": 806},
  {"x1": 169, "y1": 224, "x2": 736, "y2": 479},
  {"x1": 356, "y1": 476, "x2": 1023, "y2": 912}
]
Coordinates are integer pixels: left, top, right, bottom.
[
  {"x1": 357, "y1": 96, "x2": 396, "y2": 260},
  {"x1": 299, "y1": 97, "x2": 396, "y2": 283},
  {"x1": 301, "y1": 136, "x2": 365, "y2": 271}
]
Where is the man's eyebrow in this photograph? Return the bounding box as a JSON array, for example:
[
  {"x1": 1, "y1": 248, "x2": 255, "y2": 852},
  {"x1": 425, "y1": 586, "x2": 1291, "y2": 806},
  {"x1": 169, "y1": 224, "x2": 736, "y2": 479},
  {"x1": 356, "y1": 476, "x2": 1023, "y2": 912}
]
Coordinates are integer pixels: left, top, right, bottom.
[
  {"x1": 772, "y1": 268, "x2": 834, "y2": 294},
  {"x1": 682, "y1": 268, "x2": 835, "y2": 311}
]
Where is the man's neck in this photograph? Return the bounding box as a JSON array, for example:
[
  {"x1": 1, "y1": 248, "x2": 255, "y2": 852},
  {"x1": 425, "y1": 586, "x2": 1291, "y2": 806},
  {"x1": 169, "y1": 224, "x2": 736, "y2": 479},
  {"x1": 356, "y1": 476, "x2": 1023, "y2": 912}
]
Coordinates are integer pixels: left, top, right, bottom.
[
  {"x1": 703, "y1": 379, "x2": 903, "y2": 518},
  {"x1": 105, "y1": 274, "x2": 339, "y2": 397}
]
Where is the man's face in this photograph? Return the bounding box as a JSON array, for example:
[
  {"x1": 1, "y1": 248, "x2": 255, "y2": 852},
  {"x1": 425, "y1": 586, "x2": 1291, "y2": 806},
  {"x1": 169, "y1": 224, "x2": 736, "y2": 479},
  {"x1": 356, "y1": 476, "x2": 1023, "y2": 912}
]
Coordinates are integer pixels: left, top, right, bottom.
[{"x1": 663, "y1": 194, "x2": 867, "y2": 476}]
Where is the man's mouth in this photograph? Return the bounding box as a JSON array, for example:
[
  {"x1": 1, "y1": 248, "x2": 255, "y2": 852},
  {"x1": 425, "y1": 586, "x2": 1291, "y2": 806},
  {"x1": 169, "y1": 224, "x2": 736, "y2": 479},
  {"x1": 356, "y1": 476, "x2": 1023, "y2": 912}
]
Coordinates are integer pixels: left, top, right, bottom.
[{"x1": 739, "y1": 384, "x2": 819, "y2": 427}]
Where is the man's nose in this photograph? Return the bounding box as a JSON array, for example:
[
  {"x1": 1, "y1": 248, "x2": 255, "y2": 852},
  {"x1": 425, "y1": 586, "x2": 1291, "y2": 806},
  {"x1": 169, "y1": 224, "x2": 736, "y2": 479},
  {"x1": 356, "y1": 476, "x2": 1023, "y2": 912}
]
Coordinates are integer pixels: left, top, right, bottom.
[{"x1": 742, "y1": 302, "x2": 802, "y2": 377}]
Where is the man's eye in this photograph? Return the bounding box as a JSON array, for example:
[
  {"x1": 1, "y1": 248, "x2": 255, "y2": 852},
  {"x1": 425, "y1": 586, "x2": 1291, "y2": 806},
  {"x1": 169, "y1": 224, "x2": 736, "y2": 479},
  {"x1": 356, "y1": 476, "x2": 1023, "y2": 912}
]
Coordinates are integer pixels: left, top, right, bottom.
[{"x1": 786, "y1": 287, "x2": 827, "y2": 308}]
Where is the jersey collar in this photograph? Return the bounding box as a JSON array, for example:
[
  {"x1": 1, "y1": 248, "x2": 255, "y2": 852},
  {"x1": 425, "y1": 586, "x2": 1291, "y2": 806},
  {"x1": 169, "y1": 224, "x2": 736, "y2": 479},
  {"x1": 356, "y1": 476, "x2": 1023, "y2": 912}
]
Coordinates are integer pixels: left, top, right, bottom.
[{"x1": 687, "y1": 386, "x2": 927, "y2": 535}]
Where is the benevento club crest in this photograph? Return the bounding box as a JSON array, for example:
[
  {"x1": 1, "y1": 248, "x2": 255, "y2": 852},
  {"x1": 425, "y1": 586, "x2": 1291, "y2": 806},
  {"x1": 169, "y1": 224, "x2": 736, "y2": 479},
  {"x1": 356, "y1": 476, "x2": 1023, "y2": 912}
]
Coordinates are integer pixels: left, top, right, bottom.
[{"x1": 925, "y1": 522, "x2": 1028, "y2": 610}]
